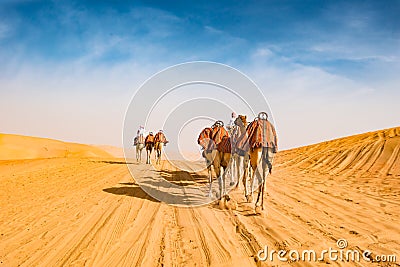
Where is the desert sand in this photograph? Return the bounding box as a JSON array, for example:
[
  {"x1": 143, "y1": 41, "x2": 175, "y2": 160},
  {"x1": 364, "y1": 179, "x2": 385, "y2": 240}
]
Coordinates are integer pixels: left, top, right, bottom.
[
  {"x1": 0, "y1": 128, "x2": 399, "y2": 266},
  {"x1": 0, "y1": 134, "x2": 112, "y2": 160}
]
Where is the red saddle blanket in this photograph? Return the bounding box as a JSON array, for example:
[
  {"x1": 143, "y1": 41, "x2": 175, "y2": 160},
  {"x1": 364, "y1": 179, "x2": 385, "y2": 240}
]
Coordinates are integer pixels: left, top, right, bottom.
[
  {"x1": 145, "y1": 134, "x2": 154, "y2": 144},
  {"x1": 237, "y1": 119, "x2": 278, "y2": 151},
  {"x1": 197, "y1": 127, "x2": 212, "y2": 149},
  {"x1": 209, "y1": 126, "x2": 229, "y2": 150},
  {"x1": 217, "y1": 136, "x2": 231, "y2": 153},
  {"x1": 154, "y1": 132, "x2": 167, "y2": 143}
]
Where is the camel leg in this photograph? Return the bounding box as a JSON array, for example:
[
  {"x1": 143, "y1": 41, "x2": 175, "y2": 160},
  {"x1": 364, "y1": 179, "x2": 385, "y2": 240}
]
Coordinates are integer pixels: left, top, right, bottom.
[
  {"x1": 255, "y1": 148, "x2": 270, "y2": 211},
  {"x1": 229, "y1": 154, "x2": 236, "y2": 187},
  {"x1": 243, "y1": 154, "x2": 250, "y2": 198},
  {"x1": 213, "y1": 164, "x2": 222, "y2": 199},
  {"x1": 236, "y1": 155, "x2": 244, "y2": 189},
  {"x1": 243, "y1": 155, "x2": 248, "y2": 199},
  {"x1": 255, "y1": 158, "x2": 266, "y2": 207},
  {"x1": 235, "y1": 154, "x2": 245, "y2": 190},
  {"x1": 249, "y1": 165, "x2": 258, "y2": 203},
  {"x1": 212, "y1": 150, "x2": 222, "y2": 199},
  {"x1": 234, "y1": 155, "x2": 240, "y2": 188},
  {"x1": 255, "y1": 168, "x2": 262, "y2": 205},
  {"x1": 218, "y1": 170, "x2": 225, "y2": 199},
  {"x1": 146, "y1": 150, "x2": 150, "y2": 164},
  {"x1": 158, "y1": 145, "x2": 163, "y2": 165},
  {"x1": 217, "y1": 166, "x2": 224, "y2": 199},
  {"x1": 207, "y1": 163, "x2": 213, "y2": 197},
  {"x1": 205, "y1": 152, "x2": 213, "y2": 197},
  {"x1": 257, "y1": 157, "x2": 268, "y2": 210},
  {"x1": 261, "y1": 175, "x2": 265, "y2": 210},
  {"x1": 155, "y1": 145, "x2": 159, "y2": 164},
  {"x1": 251, "y1": 149, "x2": 262, "y2": 204},
  {"x1": 261, "y1": 147, "x2": 273, "y2": 210}
]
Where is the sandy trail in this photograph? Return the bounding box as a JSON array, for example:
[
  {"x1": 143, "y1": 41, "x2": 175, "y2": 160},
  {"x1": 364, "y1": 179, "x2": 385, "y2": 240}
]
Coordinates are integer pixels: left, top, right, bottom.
[{"x1": 1, "y1": 128, "x2": 400, "y2": 266}]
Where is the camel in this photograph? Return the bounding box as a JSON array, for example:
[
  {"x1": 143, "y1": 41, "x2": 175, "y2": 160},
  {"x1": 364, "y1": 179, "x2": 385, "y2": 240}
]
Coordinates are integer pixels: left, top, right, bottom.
[
  {"x1": 237, "y1": 112, "x2": 278, "y2": 214},
  {"x1": 230, "y1": 115, "x2": 250, "y2": 192},
  {"x1": 154, "y1": 131, "x2": 168, "y2": 165},
  {"x1": 198, "y1": 121, "x2": 231, "y2": 200},
  {"x1": 145, "y1": 133, "x2": 155, "y2": 164},
  {"x1": 210, "y1": 121, "x2": 232, "y2": 201},
  {"x1": 198, "y1": 127, "x2": 215, "y2": 196},
  {"x1": 134, "y1": 135, "x2": 145, "y2": 163}
]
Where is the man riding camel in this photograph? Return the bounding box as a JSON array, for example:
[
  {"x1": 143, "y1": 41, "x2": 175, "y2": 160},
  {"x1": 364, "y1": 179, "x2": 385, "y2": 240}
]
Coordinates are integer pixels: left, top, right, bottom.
[
  {"x1": 134, "y1": 125, "x2": 145, "y2": 145},
  {"x1": 227, "y1": 112, "x2": 237, "y2": 134}
]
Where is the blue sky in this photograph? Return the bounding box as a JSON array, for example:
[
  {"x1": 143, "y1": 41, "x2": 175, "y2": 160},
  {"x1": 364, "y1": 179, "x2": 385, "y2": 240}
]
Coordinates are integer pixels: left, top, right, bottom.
[{"x1": 1, "y1": 0, "x2": 399, "y2": 149}]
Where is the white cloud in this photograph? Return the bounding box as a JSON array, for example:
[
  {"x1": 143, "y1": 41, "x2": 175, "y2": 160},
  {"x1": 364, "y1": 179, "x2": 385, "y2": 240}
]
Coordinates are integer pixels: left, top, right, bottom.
[
  {"x1": 0, "y1": 21, "x2": 11, "y2": 40},
  {"x1": 204, "y1": 25, "x2": 224, "y2": 35},
  {"x1": 253, "y1": 47, "x2": 273, "y2": 58}
]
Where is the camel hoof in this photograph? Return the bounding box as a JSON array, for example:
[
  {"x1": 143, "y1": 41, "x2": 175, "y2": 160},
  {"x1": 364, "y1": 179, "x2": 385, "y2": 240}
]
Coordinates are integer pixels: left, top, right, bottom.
[
  {"x1": 218, "y1": 199, "x2": 226, "y2": 210},
  {"x1": 229, "y1": 181, "x2": 236, "y2": 187},
  {"x1": 246, "y1": 195, "x2": 253, "y2": 203},
  {"x1": 226, "y1": 198, "x2": 237, "y2": 210},
  {"x1": 255, "y1": 206, "x2": 262, "y2": 215}
]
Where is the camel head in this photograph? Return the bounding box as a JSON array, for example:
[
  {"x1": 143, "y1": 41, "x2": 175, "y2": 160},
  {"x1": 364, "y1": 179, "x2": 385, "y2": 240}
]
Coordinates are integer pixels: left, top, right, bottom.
[{"x1": 235, "y1": 115, "x2": 247, "y2": 127}]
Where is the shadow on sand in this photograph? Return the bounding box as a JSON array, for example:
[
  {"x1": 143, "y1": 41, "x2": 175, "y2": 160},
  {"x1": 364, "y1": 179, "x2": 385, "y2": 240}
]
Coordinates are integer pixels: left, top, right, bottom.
[
  {"x1": 91, "y1": 160, "x2": 135, "y2": 165},
  {"x1": 102, "y1": 185, "x2": 159, "y2": 202},
  {"x1": 119, "y1": 182, "x2": 136, "y2": 185},
  {"x1": 157, "y1": 169, "x2": 210, "y2": 186}
]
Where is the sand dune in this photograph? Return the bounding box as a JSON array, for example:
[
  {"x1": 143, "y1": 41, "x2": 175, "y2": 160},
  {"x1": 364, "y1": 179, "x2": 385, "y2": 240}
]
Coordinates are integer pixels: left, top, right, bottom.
[
  {"x1": 0, "y1": 128, "x2": 399, "y2": 266},
  {"x1": 95, "y1": 145, "x2": 124, "y2": 158},
  {"x1": 0, "y1": 133, "x2": 112, "y2": 160},
  {"x1": 278, "y1": 127, "x2": 400, "y2": 177}
]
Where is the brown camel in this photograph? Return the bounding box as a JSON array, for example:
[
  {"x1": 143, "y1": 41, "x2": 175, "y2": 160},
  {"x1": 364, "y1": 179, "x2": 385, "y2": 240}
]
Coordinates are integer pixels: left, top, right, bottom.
[
  {"x1": 237, "y1": 112, "x2": 278, "y2": 214},
  {"x1": 154, "y1": 130, "x2": 168, "y2": 165}
]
